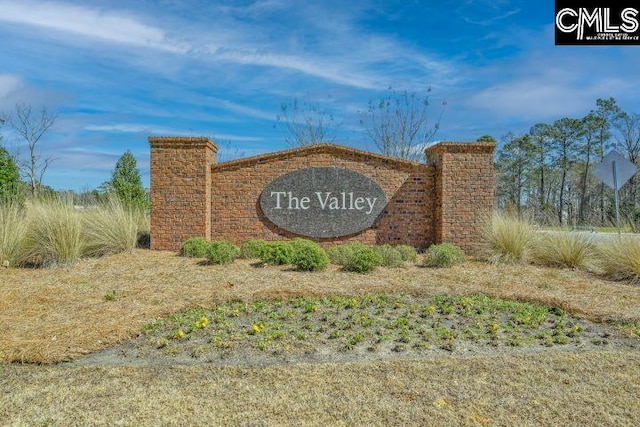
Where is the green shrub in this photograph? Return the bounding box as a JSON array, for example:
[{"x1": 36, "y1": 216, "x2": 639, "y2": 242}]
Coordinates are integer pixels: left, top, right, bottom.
[
  {"x1": 375, "y1": 244, "x2": 404, "y2": 268},
  {"x1": 290, "y1": 238, "x2": 329, "y2": 271},
  {"x1": 82, "y1": 197, "x2": 139, "y2": 257},
  {"x1": 0, "y1": 201, "x2": 26, "y2": 267},
  {"x1": 327, "y1": 243, "x2": 358, "y2": 266},
  {"x1": 483, "y1": 212, "x2": 536, "y2": 264},
  {"x1": 596, "y1": 237, "x2": 640, "y2": 282},
  {"x1": 423, "y1": 243, "x2": 466, "y2": 268},
  {"x1": 344, "y1": 244, "x2": 383, "y2": 273},
  {"x1": 180, "y1": 237, "x2": 209, "y2": 258},
  {"x1": 240, "y1": 239, "x2": 268, "y2": 259},
  {"x1": 395, "y1": 244, "x2": 418, "y2": 263},
  {"x1": 21, "y1": 199, "x2": 83, "y2": 267},
  {"x1": 206, "y1": 240, "x2": 240, "y2": 265},
  {"x1": 260, "y1": 241, "x2": 295, "y2": 265},
  {"x1": 532, "y1": 233, "x2": 594, "y2": 268}
]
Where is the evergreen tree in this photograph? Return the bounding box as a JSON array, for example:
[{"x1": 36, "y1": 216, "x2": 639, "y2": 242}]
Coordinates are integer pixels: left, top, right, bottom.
[
  {"x1": 107, "y1": 150, "x2": 148, "y2": 210},
  {"x1": 0, "y1": 146, "x2": 20, "y2": 201}
]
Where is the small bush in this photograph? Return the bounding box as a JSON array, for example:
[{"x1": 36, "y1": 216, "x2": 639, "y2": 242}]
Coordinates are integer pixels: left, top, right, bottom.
[
  {"x1": 260, "y1": 241, "x2": 295, "y2": 265},
  {"x1": 21, "y1": 199, "x2": 83, "y2": 267},
  {"x1": 206, "y1": 240, "x2": 240, "y2": 265},
  {"x1": 82, "y1": 197, "x2": 139, "y2": 257},
  {"x1": 375, "y1": 244, "x2": 404, "y2": 268},
  {"x1": 483, "y1": 212, "x2": 536, "y2": 264},
  {"x1": 344, "y1": 244, "x2": 382, "y2": 273},
  {"x1": 180, "y1": 237, "x2": 209, "y2": 258},
  {"x1": 395, "y1": 245, "x2": 418, "y2": 263},
  {"x1": 423, "y1": 243, "x2": 466, "y2": 268},
  {"x1": 597, "y1": 237, "x2": 640, "y2": 282},
  {"x1": 327, "y1": 243, "x2": 359, "y2": 266},
  {"x1": 240, "y1": 239, "x2": 268, "y2": 259},
  {"x1": 290, "y1": 238, "x2": 329, "y2": 271},
  {"x1": 532, "y1": 233, "x2": 594, "y2": 268}
]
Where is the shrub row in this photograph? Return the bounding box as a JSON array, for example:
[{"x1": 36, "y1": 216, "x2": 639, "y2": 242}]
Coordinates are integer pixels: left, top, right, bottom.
[
  {"x1": 0, "y1": 198, "x2": 148, "y2": 267},
  {"x1": 483, "y1": 212, "x2": 640, "y2": 282},
  {"x1": 181, "y1": 237, "x2": 462, "y2": 273}
]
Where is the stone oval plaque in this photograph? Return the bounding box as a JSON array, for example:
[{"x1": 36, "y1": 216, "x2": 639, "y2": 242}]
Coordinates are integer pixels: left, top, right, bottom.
[{"x1": 259, "y1": 167, "x2": 387, "y2": 238}]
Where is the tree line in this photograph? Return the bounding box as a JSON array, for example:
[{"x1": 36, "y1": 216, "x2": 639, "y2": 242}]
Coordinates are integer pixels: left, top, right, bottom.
[{"x1": 494, "y1": 97, "x2": 640, "y2": 228}]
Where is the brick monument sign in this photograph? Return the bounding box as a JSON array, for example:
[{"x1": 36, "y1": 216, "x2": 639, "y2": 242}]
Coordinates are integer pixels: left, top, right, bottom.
[{"x1": 149, "y1": 137, "x2": 495, "y2": 253}]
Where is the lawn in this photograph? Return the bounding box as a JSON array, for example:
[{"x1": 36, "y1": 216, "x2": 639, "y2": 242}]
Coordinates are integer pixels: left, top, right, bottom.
[{"x1": 1, "y1": 250, "x2": 639, "y2": 426}]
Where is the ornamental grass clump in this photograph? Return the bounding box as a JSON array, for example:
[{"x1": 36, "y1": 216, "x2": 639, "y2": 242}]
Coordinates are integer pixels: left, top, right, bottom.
[
  {"x1": 82, "y1": 197, "x2": 139, "y2": 257},
  {"x1": 290, "y1": 238, "x2": 329, "y2": 271},
  {"x1": 343, "y1": 244, "x2": 382, "y2": 273},
  {"x1": 483, "y1": 212, "x2": 536, "y2": 264},
  {"x1": 260, "y1": 241, "x2": 295, "y2": 265},
  {"x1": 206, "y1": 240, "x2": 240, "y2": 265},
  {"x1": 0, "y1": 201, "x2": 26, "y2": 267},
  {"x1": 21, "y1": 198, "x2": 83, "y2": 267},
  {"x1": 240, "y1": 239, "x2": 268, "y2": 259},
  {"x1": 180, "y1": 237, "x2": 209, "y2": 258},
  {"x1": 596, "y1": 237, "x2": 640, "y2": 283},
  {"x1": 531, "y1": 232, "x2": 595, "y2": 269},
  {"x1": 375, "y1": 244, "x2": 404, "y2": 268},
  {"x1": 423, "y1": 243, "x2": 466, "y2": 268}
]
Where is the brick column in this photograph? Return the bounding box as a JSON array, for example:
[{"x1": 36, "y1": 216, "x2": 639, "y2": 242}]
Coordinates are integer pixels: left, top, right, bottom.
[
  {"x1": 149, "y1": 137, "x2": 217, "y2": 251},
  {"x1": 426, "y1": 142, "x2": 496, "y2": 253}
]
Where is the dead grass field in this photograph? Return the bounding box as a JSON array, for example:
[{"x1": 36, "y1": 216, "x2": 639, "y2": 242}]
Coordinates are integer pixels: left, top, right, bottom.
[
  {"x1": 2, "y1": 351, "x2": 639, "y2": 426},
  {"x1": 1, "y1": 250, "x2": 639, "y2": 426}
]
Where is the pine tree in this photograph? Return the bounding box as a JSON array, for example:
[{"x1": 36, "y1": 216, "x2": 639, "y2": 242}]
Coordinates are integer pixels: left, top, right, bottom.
[
  {"x1": 107, "y1": 150, "x2": 148, "y2": 210},
  {"x1": 0, "y1": 146, "x2": 20, "y2": 201}
]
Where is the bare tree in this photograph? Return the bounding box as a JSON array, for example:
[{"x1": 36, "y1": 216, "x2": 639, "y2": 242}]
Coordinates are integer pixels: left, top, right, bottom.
[
  {"x1": 360, "y1": 87, "x2": 446, "y2": 162},
  {"x1": 276, "y1": 99, "x2": 338, "y2": 147},
  {"x1": 2, "y1": 103, "x2": 57, "y2": 196}
]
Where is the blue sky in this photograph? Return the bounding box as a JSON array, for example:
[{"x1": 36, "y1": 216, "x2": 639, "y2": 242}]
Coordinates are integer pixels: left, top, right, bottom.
[{"x1": 0, "y1": 0, "x2": 638, "y2": 191}]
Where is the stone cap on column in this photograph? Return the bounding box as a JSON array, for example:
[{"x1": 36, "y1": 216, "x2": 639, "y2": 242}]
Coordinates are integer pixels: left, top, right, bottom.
[
  {"x1": 425, "y1": 141, "x2": 496, "y2": 155},
  {"x1": 149, "y1": 136, "x2": 218, "y2": 152}
]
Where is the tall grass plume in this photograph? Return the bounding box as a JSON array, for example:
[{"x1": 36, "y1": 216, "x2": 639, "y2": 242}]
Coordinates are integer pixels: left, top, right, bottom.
[
  {"x1": 532, "y1": 232, "x2": 595, "y2": 269},
  {"x1": 82, "y1": 196, "x2": 139, "y2": 257},
  {"x1": 597, "y1": 237, "x2": 640, "y2": 283},
  {"x1": 0, "y1": 201, "x2": 26, "y2": 267},
  {"x1": 21, "y1": 199, "x2": 83, "y2": 267},
  {"x1": 482, "y1": 212, "x2": 536, "y2": 264}
]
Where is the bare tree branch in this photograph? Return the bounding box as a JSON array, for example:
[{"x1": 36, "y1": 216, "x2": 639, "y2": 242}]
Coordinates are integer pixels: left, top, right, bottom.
[
  {"x1": 2, "y1": 103, "x2": 57, "y2": 196},
  {"x1": 276, "y1": 99, "x2": 339, "y2": 147},
  {"x1": 360, "y1": 87, "x2": 446, "y2": 162}
]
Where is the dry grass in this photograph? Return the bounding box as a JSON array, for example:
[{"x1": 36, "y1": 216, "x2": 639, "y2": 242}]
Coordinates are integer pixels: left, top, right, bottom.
[
  {"x1": 532, "y1": 232, "x2": 595, "y2": 268},
  {"x1": 597, "y1": 236, "x2": 640, "y2": 283},
  {"x1": 0, "y1": 201, "x2": 26, "y2": 267},
  {"x1": 1, "y1": 250, "x2": 639, "y2": 364},
  {"x1": 20, "y1": 199, "x2": 84, "y2": 266},
  {"x1": 81, "y1": 197, "x2": 139, "y2": 257},
  {"x1": 2, "y1": 351, "x2": 639, "y2": 426},
  {"x1": 482, "y1": 212, "x2": 536, "y2": 263}
]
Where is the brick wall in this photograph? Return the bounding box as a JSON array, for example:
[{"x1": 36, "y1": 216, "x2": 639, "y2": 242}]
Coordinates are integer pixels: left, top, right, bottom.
[
  {"x1": 149, "y1": 138, "x2": 495, "y2": 252},
  {"x1": 149, "y1": 137, "x2": 216, "y2": 250},
  {"x1": 426, "y1": 142, "x2": 496, "y2": 252}
]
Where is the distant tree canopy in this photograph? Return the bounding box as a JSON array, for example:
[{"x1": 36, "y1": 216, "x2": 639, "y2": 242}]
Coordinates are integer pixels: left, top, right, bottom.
[
  {"x1": 104, "y1": 150, "x2": 148, "y2": 210},
  {"x1": 494, "y1": 97, "x2": 640, "y2": 228}
]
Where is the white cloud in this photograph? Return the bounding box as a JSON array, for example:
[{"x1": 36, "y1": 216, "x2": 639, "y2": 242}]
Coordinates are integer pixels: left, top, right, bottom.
[
  {"x1": 0, "y1": 74, "x2": 22, "y2": 99},
  {"x1": 0, "y1": 0, "x2": 182, "y2": 52}
]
